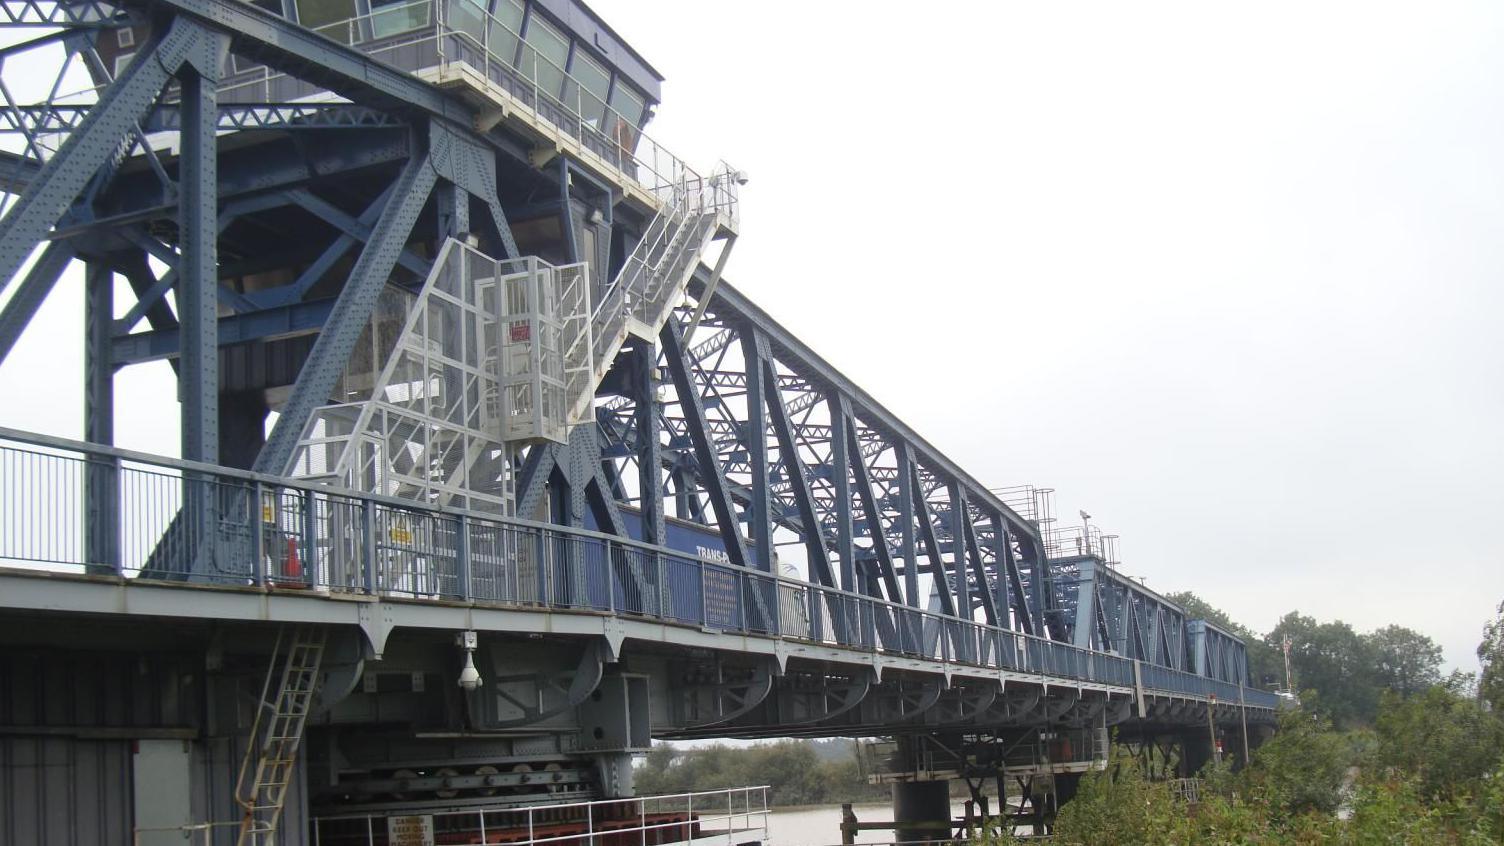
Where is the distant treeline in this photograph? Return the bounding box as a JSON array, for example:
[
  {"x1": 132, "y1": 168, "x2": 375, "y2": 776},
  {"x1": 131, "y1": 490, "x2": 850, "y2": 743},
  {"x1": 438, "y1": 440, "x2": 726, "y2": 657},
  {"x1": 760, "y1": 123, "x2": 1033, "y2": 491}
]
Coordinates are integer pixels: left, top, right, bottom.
[
  {"x1": 634, "y1": 739, "x2": 887, "y2": 808},
  {"x1": 1168, "y1": 591, "x2": 1488, "y2": 728},
  {"x1": 1043, "y1": 597, "x2": 1504, "y2": 843}
]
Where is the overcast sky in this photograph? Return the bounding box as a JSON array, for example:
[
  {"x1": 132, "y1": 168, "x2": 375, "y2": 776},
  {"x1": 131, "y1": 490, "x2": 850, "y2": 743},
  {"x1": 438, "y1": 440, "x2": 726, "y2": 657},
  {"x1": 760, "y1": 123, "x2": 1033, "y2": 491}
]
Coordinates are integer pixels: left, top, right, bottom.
[
  {"x1": 580, "y1": 0, "x2": 1504, "y2": 671},
  {"x1": 0, "y1": 2, "x2": 1500, "y2": 672}
]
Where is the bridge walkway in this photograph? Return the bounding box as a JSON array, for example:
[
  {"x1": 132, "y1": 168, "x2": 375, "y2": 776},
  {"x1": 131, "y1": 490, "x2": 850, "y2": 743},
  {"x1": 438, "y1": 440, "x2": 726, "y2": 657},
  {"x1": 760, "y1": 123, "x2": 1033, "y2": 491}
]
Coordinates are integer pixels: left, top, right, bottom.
[{"x1": 0, "y1": 425, "x2": 1279, "y2": 722}]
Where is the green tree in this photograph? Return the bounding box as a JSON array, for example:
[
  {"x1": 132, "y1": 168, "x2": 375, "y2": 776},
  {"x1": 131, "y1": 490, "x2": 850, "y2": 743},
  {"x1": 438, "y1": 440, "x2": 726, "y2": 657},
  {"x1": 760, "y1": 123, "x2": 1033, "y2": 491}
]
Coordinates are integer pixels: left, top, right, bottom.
[
  {"x1": 1267, "y1": 612, "x2": 1378, "y2": 727},
  {"x1": 1052, "y1": 751, "x2": 1181, "y2": 845},
  {"x1": 1240, "y1": 705, "x2": 1354, "y2": 816},
  {"x1": 1480, "y1": 600, "x2": 1504, "y2": 712},
  {"x1": 633, "y1": 739, "x2": 885, "y2": 807},
  {"x1": 1373, "y1": 683, "x2": 1504, "y2": 801},
  {"x1": 1344, "y1": 775, "x2": 1453, "y2": 845},
  {"x1": 635, "y1": 743, "x2": 681, "y2": 794},
  {"x1": 1366, "y1": 624, "x2": 1443, "y2": 697}
]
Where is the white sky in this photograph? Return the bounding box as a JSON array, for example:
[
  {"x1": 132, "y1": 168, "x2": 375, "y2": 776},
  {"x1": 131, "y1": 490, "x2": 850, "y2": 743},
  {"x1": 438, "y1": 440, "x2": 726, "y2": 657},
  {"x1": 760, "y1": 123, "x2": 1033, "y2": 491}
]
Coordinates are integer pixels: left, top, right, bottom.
[
  {"x1": 1, "y1": 1, "x2": 1501, "y2": 672},
  {"x1": 582, "y1": 0, "x2": 1504, "y2": 671}
]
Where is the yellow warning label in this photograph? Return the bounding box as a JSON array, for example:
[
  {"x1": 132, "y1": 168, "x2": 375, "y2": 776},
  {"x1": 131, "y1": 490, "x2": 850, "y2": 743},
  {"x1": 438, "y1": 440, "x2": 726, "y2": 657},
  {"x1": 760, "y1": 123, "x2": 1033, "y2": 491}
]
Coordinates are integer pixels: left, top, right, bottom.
[{"x1": 390, "y1": 525, "x2": 413, "y2": 544}]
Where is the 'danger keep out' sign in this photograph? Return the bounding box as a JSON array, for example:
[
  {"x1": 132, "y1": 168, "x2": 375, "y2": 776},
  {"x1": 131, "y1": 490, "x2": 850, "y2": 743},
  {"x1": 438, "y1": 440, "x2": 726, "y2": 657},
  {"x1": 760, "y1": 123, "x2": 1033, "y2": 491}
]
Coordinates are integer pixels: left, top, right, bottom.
[{"x1": 386, "y1": 815, "x2": 435, "y2": 846}]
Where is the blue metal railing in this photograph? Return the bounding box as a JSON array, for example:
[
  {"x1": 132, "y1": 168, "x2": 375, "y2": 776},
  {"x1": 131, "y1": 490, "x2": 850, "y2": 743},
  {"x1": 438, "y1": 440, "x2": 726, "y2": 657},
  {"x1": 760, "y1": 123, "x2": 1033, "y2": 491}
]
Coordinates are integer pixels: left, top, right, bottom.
[{"x1": 0, "y1": 426, "x2": 1276, "y2": 710}]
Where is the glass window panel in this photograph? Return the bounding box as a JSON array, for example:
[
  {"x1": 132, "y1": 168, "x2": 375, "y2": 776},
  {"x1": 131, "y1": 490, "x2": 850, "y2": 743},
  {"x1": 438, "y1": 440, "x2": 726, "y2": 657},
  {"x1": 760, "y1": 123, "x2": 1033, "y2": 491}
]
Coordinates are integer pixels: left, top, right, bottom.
[
  {"x1": 489, "y1": 0, "x2": 523, "y2": 64},
  {"x1": 370, "y1": 0, "x2": 429, "y2": 38},
  {"x1": 522, "y1": 15, "x2": 568, "y2": 98},
  {"x1": 296, "y1": 0, "x2": 356, "y2": 40},
  {"x1": 446, "y1": 0, "x2": 486, "y2": 44},
  {"x1": 569, "y1": 51, "x2": 610, "y2": 128},
  {"x1": 608, "y1": 83, "x2": 644, "y2": 127},
  {"x1": 607, "y1": 83, "x2": 645, "y2": 152}
]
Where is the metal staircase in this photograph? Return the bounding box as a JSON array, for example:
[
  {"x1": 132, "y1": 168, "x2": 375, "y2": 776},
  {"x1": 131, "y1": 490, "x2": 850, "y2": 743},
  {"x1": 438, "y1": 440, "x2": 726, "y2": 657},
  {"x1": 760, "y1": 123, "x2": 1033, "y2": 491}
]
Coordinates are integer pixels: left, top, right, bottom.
[
  {"x1": 284, "y1": 168, "x2": 737, "y2": 513},
  {"x1": 235, "y1": 627, "x2": 328, "y2": 846},
  {"x1": 572, "y1": 167, "x2": 737, "y2": 425}
]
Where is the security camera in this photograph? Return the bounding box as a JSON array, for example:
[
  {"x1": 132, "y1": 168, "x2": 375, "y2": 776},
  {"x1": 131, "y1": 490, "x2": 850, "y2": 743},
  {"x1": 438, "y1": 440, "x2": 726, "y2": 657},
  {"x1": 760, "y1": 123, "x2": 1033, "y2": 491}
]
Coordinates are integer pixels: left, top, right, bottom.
[
  {"x1": 458, "y1": 651, "x2": 483, "y2": 691},
  {"x1": 456, "y1": 631, "x2": 482, "y2": 690}
]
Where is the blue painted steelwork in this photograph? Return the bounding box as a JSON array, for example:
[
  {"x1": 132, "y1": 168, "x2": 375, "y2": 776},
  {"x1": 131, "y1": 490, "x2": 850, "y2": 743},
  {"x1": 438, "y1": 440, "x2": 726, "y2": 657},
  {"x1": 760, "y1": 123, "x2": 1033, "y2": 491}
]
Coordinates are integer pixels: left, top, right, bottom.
[
  {"x1": 0, "y1": 0, "x2": 1272, "y2": 742},
  {"x1": 0, "y1": 425, "x2": 1278, "y2": 713}
]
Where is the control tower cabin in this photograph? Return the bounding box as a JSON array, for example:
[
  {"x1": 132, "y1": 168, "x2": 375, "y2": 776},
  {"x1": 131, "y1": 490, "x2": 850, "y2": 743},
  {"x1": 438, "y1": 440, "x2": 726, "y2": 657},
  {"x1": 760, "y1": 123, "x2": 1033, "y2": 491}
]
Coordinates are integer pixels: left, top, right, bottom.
[{"x1": 0, "y1": 0, "x2": 1276, "y2": 843}]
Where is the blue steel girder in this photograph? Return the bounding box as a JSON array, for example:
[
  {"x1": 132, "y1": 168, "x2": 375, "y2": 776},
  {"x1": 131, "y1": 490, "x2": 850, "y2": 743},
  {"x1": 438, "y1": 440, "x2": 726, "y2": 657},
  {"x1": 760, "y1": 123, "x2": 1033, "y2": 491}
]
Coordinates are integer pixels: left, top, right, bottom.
[
  {"x1": 0, "y1": 103, "x2": 404, "y2": 134},
  {"x1": 0, "y1": 0, "x2": 132, "y2": 26},
  {"x1": 0, "y1": 17, "x2": 215, "y2": 300}
]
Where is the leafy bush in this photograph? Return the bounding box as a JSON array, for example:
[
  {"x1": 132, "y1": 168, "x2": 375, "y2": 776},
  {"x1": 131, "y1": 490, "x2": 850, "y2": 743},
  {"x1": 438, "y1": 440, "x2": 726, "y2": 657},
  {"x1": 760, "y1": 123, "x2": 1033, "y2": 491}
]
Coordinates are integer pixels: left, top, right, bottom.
[{"x1": 1241, "y1": 706, "x2": 1355, "y2": 817}]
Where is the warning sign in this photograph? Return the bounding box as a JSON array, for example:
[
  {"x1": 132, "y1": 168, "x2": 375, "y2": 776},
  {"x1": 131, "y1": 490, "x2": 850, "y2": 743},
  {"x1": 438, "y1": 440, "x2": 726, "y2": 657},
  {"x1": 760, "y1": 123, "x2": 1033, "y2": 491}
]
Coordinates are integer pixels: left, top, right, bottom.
[{"x1": 386, "y1": 815, "x2": 434, "y2": 846}]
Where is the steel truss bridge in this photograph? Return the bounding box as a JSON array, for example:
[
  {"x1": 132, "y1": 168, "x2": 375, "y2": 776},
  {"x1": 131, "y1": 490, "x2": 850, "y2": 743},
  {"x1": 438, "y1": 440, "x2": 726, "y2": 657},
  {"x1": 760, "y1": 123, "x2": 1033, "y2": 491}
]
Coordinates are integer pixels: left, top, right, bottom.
[{"x1": 0, "y1": 0, "x2": 1277, "y2": 843}]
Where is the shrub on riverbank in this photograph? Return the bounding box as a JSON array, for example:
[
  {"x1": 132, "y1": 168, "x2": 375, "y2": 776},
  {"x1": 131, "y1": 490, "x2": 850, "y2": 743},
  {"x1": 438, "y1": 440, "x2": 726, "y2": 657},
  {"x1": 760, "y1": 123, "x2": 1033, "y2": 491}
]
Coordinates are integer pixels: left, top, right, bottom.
[{"x1": 1053, "y1": 681, "x2": 1504, "y2": 845}]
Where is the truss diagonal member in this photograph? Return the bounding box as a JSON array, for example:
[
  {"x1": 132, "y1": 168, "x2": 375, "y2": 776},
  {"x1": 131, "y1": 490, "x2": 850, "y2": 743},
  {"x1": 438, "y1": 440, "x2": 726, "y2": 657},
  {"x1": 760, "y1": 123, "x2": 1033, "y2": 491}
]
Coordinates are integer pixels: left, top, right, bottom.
[
  {"x1": 844, "y1": 414, "x2": 903, "y2": 605},
  {"x1": 114, "y1": 249, "x2": 176, "y2": 335},
  {"x1": 995, "y1": 516, "x2": 1035, "y2": 636},
  {"x1": 287, "y1": 188, "x2": 430, "y2": 277},
  {"x1": 0, "y1": 18, "x2": 211, "y2": 299},
  {"x1": 255, "y1": 146, "x2": 438, "y2": 474},
  {"x1": 661, "y1": 318, "x2": 748, "y2": 569},
  {"x1": 0, "y1": 240, "x2": 71, "y2": 366},
  {"x1": 962, "y1": 515, "x2": 998, "y2": 627},
  {"x1": 757, "y1": 339, "x2": 833, "y2": 589}
]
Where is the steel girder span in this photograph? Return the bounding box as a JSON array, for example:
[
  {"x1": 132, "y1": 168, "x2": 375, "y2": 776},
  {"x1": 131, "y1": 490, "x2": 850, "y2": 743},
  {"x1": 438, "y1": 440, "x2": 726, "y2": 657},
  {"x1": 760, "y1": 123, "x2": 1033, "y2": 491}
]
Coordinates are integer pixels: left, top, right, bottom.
[{"x1": 0, "y1": 0, "x2": 1276, "y2": 842}]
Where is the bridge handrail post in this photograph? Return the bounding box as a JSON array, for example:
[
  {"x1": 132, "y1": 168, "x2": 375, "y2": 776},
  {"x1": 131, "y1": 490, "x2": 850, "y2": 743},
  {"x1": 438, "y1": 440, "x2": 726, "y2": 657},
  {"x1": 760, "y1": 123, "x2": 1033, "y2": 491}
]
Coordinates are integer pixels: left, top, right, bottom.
[
  {"x1": 808, "y1": 584, "x2": 823, "y2": 643},
  {"x1": 302, "y1": 487, "x2": 319, "y2": 588},
  {"x1": 252, "y1": 481, "x2": 266, "y2": 587},
  {"x1": 534, "y1": 528, "x2": 547, "y2": 605},
  {"x1": 605, "y1": 538, "x2": 616, "y2": 613},
  {"x1": 455, "y1": 513, "x2": 471, "y2": 602},
  {"x1": 655, "y1": 550, "x2": 666, "y2": 618},
  {"x1": 361, "y1": 498, "x2": 377, "y2": 594}
]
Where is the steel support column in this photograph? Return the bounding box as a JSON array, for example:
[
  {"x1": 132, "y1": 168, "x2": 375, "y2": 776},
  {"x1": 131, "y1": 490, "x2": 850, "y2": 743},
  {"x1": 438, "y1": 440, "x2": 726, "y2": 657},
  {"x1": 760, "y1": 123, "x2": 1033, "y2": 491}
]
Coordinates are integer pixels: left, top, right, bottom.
[
  {"x1": 177, "y1": 50, "x2": 220, "y2": 465},
  {"x1": 84, "y1": 261, "x2": 117, "y2": 575},
  {"x1": 738, "y1": 327, "x2": 771, "y2": 571},
  {"x1": 895, "y1": 441, "x2": 920, "y2": 608},
  {"x1": 633, "y1": 340, "x2": 664, "y2": 546},
  {"x1": 436, "y1": 181, "x2": 469, "y2": 242},
  {"x1": 827, "y1": 391, "x2": 855, "y2": 593},
  {"x1": 950, "y1": 484, "x2": 971, "y2": 620}
]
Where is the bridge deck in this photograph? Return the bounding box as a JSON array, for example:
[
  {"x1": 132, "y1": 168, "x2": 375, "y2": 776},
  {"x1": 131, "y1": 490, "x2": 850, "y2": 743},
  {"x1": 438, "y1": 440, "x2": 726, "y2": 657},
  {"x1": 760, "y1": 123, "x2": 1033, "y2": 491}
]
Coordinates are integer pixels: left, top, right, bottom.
[{"x1": 0, "y1": 426, "x2": 1279, "y2": 718}]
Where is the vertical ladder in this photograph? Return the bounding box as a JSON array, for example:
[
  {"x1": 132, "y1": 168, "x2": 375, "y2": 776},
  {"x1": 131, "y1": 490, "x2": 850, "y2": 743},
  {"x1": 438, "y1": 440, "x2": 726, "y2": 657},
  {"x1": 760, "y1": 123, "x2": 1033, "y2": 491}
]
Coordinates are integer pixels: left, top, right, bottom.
[{"x1": 236, "y1": 627, "x2": 328, "y2": 846}]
